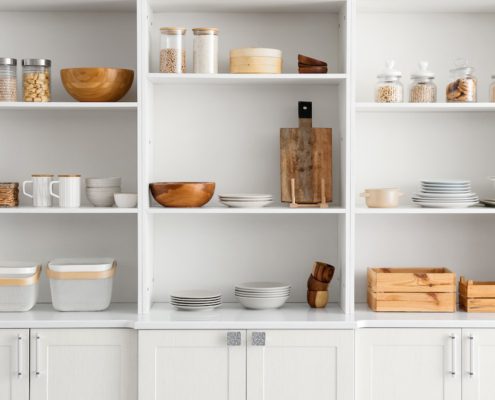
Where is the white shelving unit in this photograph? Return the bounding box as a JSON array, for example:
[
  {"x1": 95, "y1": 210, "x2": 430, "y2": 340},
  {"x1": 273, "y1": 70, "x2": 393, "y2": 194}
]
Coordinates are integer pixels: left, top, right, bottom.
[{"x1": 1, "y1": 0, "x2": 494, "y2": 325}]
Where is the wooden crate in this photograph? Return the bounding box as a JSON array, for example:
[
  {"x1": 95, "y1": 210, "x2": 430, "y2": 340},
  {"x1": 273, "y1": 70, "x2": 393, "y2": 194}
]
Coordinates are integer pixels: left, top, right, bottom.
[
  {"x1": 367, "y1": 267, "x2": 456, "y2": 312},
  {"x1": 459, "y1": 276, "x2": 495, "y2": 312}
]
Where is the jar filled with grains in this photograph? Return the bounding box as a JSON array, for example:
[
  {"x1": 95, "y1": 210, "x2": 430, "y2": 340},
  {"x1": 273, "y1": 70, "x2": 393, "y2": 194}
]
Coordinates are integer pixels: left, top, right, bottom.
[
  {"x1": 192, "y1": 27, "x2": 219, "y2": 74},
  {"x1": 375, "y1": 60, "x2": 403, "y2": 103},
  {"x1": 409, "y1": 61, "x2": 437, "y2": 103},
  {"x1": 160, "y1": 27, "x2": 186, "y2": 73},
  {"x1": 0, "y1": 58, "x2": 17, "y2": 102},
  {"x1": 22, "y1": 59, "x2": 51, "y2": 102},
  {"x1": 446, "y1": 59, "x2": 476, "y2": 103}
]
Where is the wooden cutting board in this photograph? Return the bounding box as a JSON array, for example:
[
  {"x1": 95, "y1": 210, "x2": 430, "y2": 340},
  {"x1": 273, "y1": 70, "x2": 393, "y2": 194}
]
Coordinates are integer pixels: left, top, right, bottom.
[{"x1": 280, "y1": 102, "x2": 332, "y2": 204}]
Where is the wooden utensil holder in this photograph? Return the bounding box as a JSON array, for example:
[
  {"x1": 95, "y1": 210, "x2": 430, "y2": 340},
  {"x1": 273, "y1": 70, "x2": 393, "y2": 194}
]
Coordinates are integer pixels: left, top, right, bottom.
[
  {"x1": 290, "y1": 178, "x2": 328, "y2": 208},
  {"x1": 459, "y1": 276, "x2": 495, "y2": 312}
]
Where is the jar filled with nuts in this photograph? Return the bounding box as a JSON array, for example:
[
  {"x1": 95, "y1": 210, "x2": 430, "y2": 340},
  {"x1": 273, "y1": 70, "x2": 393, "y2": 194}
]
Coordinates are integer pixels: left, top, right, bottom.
[
  {"x1": 409, "y1": 61, "x2": 437, "y2": 103},
  {"x1": 160, "y1": 27, "x2": 186, "y2": 73},
  {"x1": 22, "y1": 59, "x2": 51, "y2": 102},
  {"x1": 375, "y1": 60, "x2": 403, "y2": 103},
  {"x1": 0, "y1": 58, "x2": 17, "y2": 102},
  {"x1": 446, "y1": 59, "x2": 476, "y2": 103}
]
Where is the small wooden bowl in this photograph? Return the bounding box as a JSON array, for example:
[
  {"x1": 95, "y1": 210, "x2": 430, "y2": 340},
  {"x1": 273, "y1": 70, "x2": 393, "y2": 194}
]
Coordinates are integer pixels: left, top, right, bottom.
[
  {"x1": 307, "y1": 275, "x2": 329, "y2": 291},
  {"x1": 61, "y1": 68, "x2": 134, "y2": 102},
  {"x1": 307, "y1": 290, "x2": 329, "y2": 308},
  {"x1": 312, "y1": 261, "x2": 335, "y2": 283},
  {"x1": 149, "y1": 182, "x2": 215, "y2": 208}
]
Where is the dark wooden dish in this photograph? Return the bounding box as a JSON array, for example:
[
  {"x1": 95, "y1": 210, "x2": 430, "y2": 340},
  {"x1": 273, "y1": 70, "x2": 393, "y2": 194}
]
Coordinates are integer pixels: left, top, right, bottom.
[{"x1": 149, "y1": 182, "x2": 215, "y2": 208}]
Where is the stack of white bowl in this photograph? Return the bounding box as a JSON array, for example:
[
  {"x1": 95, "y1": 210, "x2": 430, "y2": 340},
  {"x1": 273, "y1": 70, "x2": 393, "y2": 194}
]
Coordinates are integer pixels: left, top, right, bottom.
[
  {"x1": 219, "y1": 194, "x2": 273, "y2": 208},
  {"x1": 235, "y1": 282, "x2": 290, "y2": 310},
  {"x1": 86, "y1": 177, "x2": 121, "y2": 207}
]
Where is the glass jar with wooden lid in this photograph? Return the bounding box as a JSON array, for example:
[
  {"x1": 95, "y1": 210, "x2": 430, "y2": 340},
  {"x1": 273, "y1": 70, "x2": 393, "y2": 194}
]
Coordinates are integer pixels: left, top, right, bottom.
[
  {"x1": 160, "y1": 27, "x2": 186, "y2": 73},
  {"x1": 192, "y1": 28, "x2": 219, "y2": 74}
]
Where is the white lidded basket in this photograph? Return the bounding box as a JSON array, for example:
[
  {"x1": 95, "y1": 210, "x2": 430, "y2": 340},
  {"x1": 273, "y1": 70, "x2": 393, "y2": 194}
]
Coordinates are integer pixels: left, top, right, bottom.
[
  {"x1": 0, "y1": 261, "x2": 41, "y2": 312},
  {"x1": 47, "y1": 258, "x2": 116, "y2": 312}
]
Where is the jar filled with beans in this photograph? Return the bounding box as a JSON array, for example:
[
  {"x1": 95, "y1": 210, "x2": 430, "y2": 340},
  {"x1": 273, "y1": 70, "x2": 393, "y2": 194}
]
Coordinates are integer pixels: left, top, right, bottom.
[
  {"x1": 375, "y1": 60, "x2": 403, "y2": 103},
  {"x1": 160, "y1": 27, "x2": 186, "y2": 73},
  {"x1": 446, "y1": 59, "x2": 476, "y2": 103},
  {"x1": 409, "y1": 61, "x2": 437, "y2": 103},
  {"x1": 22, "y1": 59, "x2": 51, "y2": 102},
  {"x1": 0, "y1": 58, "x2": 17, "y2": 101}
]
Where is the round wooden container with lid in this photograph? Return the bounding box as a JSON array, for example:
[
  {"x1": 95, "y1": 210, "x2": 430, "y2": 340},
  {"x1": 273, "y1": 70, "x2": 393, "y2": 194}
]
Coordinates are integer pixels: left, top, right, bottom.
[{"x1": 230, "y1": 48, "x2": 282, "y2": 74}]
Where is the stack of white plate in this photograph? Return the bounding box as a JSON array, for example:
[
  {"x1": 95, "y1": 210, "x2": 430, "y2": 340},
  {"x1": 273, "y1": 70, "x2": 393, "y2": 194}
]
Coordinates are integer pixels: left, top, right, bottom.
[
  {"x1": 170, "y1": 290, "x2": 222, "y2": 311},
  {"x1": 235, "y1": 282, "x2": 290, "y2": 310},
  {"x1": 412, "y1": 180, "x2": 479, "y2": 208},
  {"x1": 219, "y1": 194, "x2": 273, "y2": 208}
]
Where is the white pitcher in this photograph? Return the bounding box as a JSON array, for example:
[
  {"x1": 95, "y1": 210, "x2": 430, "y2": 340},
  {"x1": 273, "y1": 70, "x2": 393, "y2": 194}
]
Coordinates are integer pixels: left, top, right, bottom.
[
  {"x1": 50, "y1": 174, "x2": 81, "y2": 208},
  {"x1": 22, "y1": 174, "x2": 53, "y2": 207}
]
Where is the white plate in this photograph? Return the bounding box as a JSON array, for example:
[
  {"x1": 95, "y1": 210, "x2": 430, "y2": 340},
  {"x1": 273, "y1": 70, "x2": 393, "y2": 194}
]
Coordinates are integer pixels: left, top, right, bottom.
[
  {"x1": 171, "y1": 297, "x2": 222, "y2": 303},
  {"x1": 219, "y1": 196, "x2": 273, "y2": 200},
  {"x1": 221, "y1": 200, "x2": 273, "y2": 208},
  {"x1": 235, "y1": 290, "x2": 290, "y2": 296},
  {"x1": 413, "y1": 197, "x2": 479, "y2": 203},
  {"x1": 415, "y1": 201, "x2": 479, "y2": 208},
  {"x1": 235, "y1": 293, "x2": 290, "y2": 299},
  {"x1": 219, "y1": 197, "x2": 273, "y2": 202},
  {"x1": 235, "y1": 288, "x2": 290, "y2": 294},
  {"x1": 171, "y1": 301, "x2": 222, "y2": 306},
  {"x1": 421, "y1": 179, "x2": 470, "y2": 185},
  {"x1": 415, "y1": 192, "x2": 478, "y2": 198},
  {"x1": 173, "y1": 304, "x2": 222, "y2": 311},
  {"x1": 170, "y1": 290, "x2": 222, "y2": 299},
  {"x1": 236, "y1": 295, "x2": 289, "y2": 310},
  {"x1": 236, "y1": 282, "x2": 290, "y2": 290},
  {"x1": 420, "y1": 189, "x2": 472, "y2": 194},
  {"x1": 219, "y1": 193, "x2": 273, "y2": 199}
]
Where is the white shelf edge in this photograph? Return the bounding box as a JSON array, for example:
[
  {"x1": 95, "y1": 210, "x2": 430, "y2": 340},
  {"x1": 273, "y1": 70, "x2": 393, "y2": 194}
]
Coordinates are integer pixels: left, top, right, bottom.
[
  {"x1": 356, "y1": 102, "x2": 495, "y2": 113},
  {"x1": 148, "y1": 73, "x2": 347, "y2": 85},
  {"x1": 0, "y1": 207, "x2": 138, "y2": 214},
  {"x1": 0, "y1": 102, "x2": 138, "y2": 110},
  {"x1": 147, "y1": 206, "x2": 346, "y2": 214},
  {"x1": 355, "y1": 206, "x2": 495, "y2": 215}
]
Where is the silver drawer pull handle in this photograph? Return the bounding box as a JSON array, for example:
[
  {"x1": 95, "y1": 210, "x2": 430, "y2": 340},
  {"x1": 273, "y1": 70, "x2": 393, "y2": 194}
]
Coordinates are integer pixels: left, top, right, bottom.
[
  {"x1": 252, "y1": 332, "x2": 266, "y2": 346},
  {"x1": 469, "y1": 334, "x2": 475, "y2": 377},
  {"x1": 17, "y1": 335, "x2": 22, "y2": 377},
  {"x1": 450, "y1": 334, "x2": 456, "y2": 376},
  {"x1": 35, "y1": 335, "x2": 41, "y2": 376},
  {"x1": 227, "y1": 332, "x2": 241, "y2": 346}
]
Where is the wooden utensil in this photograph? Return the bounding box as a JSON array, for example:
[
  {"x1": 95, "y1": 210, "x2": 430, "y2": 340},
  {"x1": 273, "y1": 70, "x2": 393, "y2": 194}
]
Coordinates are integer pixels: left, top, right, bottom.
[
  {"x1": 280, "y1": 102, "x2": 332, "y2": 205},
  {"x1": 307, "y1": 290, "x2": 329, "y2": 308},
  {"x1": 312, "y1": 261, "x2": 335, "y2": 283},
  {"x1": 298, "y1": 54, "x2": 328, "y2": 67},
  {"x1": 307, "y1": 275, "x2": 329, "y2": 291},
  {"x1": 149, "y1": 182, "x2": 215, "y2": 208}
]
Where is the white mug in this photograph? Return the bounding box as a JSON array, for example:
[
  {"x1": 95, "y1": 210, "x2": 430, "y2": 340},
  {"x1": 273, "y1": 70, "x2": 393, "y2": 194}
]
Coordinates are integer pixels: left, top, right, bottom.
[
  {"x1": 50, "y1": 175, "x2": 81, "y2": 208},
  {"x1": 23, "y1": 174, "x2": 53, "y2": 207}
]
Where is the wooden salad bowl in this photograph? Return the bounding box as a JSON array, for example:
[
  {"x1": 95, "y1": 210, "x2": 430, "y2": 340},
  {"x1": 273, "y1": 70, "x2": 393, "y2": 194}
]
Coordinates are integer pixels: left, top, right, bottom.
[
  {"x1": 149, "y1": 182, "x2": 215, "y2": 208},
  {"x1": 60, "y1": 68, "x2": 134, "y2": 102}
]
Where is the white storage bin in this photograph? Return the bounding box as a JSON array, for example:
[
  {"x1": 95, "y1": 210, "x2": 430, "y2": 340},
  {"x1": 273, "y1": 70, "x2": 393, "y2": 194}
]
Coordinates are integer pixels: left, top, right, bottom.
[
  {"x1": 47, "y1": 258, "x2": 116, "y2": 312},
  {"x1": 0, "y1": 261, "x2": 41, "y2": 312}
]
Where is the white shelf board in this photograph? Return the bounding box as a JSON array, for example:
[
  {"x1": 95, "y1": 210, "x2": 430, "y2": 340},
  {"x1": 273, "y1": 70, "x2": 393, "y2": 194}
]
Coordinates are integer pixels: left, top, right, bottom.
[
  {"x1": 354, "y1": 304, "x2": 495, "y2": 328},
  {"x1": 0, "y1": 0, "x2": 135, "y2": 12},
  {"x1": 136, "y1": 303, "x2": 352, "y2": 329},
  {"x1": 0, "y1": 207, "x2": 138, "y2": 214},
  {"x1": 356, "y1": 103, "x2": 495, "y2": 113},
  {"x1": 147, "y1": 206, "x2": 346, "y2": 214},
  {"x1": 0, "y1": 303, "x2": 137, "y2": 329},
  {"x1": 149, "y1": 0, "x2": 346, "y2": 13},
  {"x1": 356, "y1": 206, "x2": 495, "y2": 215},
  {"x1": 0, "y1": 102, "x2": 137, "y2": 111},
  {"x1": 148, "y1": 73, "x2": 347, "y2": 86},
  {"x1": 358, "y1": 0, "x2": 495, "y2": 13}
]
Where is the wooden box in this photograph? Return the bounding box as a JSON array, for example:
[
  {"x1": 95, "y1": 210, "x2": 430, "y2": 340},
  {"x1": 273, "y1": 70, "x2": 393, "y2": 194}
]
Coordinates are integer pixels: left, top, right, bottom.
[
  {"x1": 367, "y1": 267, "x2": 456, "y2": 312},
  {"x1": 459, "y1": 276, "x2": 495, "y2": 312}
]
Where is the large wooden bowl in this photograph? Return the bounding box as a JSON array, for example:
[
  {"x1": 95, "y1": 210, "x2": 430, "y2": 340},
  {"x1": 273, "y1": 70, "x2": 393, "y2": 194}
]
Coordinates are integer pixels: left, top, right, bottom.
[
  {"x1": 60, "y1": 68, "x2": 134, "y2": 102},
  {"x1": 150, "y1": 182, "x2": 215, "y2": 208}
]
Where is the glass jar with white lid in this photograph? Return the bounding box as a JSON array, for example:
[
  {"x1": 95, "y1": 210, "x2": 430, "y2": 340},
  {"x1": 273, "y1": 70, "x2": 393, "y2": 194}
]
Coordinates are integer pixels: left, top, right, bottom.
[
  {"x1": 409, "y1": 61, "x2": 437, "y2": 103},
  {"x1": 446, "y1": 59, "x2": 477, "y2": 102},
  {"x1": 375, "y1": 60, "x2": 403, "y2": 103}
]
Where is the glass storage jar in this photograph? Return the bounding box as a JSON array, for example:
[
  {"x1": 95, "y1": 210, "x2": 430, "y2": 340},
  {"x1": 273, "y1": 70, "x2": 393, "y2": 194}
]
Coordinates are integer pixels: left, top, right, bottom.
[
  {"x1": 375, "y1": 60, "x2": 403, "y2": 103},
  {"x1": 489, "y1": 75, "x2": 495, "y2": 102},
  {"x1": 0, "y1": 58, "x2": 17, "y2": 102},
  {"x1": 192, "y1": 27, "x2": 219, "y2": 74},
  {"x1": 409, "y1": 61, "x2": 437, "y2": 103},
  {"x1": 446, "y1": 59, "x2": 476, "y2": 103},
  {"x1": 22, "y1": 59, "x2": 51, "y2": 102},
  {"x1": 160, "y1": 27, "x2": 186, "y2": 73}
]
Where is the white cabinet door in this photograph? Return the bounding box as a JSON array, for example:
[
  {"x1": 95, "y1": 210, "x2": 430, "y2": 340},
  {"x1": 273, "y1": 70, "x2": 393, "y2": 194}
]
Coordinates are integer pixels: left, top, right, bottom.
[
  {"x1": 462, "y1": 329, "x2": 495, "y2": 400},
  {"x1": 247, "y1": 330, "x2": 354, "y2": 400},
  {"x1": 356, "y1": 329, "x2": 462, "y2": 400},
  {"x1": 0, "y1": 329, "x2": 29, "y2": 400},
  {"x1": 139, "y1": 330, "x2": 246, "y2": 400},
  {"x1": 30, "y1": 329, "x2": 137, "y2": 400}
]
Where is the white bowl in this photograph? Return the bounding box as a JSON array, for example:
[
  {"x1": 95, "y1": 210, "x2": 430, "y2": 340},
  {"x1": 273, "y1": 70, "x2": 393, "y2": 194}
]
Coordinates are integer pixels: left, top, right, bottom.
[
  {"x1": 114, "y1": 193, "x2": 137, "y2": 208},
  {"x1": 236, "y1": 294, "x2": 289, "y2": 310},
  {"x1": 87, "y1": 187, "x2": 120, "y2": 207},
  {"x1": 86, "y1": 177, "x2": 121, "y2": 188}
]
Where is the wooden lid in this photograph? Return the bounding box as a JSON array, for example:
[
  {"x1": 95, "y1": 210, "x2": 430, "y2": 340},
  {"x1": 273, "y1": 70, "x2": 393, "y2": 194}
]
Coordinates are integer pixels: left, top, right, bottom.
[
  {"x1": 32, "y1": 174, "x2": 54, "y2": 177},
  {"x1": 58, "y1": 174, "x2": 81, "y2": 177},
  {"x1": 230, "y1": 48, "x2": 282, "y2": 58},
  {"x1": 160, "y1": 27, "x2": 186, "y2": 35},
  {"x1": 192, "y1": 27, "x2": 219, "y2": 35}
]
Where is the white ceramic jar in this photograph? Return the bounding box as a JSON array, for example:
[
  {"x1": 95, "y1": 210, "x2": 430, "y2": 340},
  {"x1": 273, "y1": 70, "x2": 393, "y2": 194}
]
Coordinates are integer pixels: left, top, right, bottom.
[
  {"x1": 23, "y1": 174, "x2": 53, "y2": 207},
  {"x1": 50, "y1": 174, "x2": 81, "y2": 208},
  {"x1": 192, "y1": 27, "x2": 219, "y2": 74},
  {"x1": 361, "y1": 188, "x2": 403, "y2": 208}
]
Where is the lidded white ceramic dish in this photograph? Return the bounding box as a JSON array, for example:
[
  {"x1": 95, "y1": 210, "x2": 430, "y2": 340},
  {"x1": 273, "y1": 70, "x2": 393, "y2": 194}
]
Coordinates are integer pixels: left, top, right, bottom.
[
  {"x1": 0, "y1": 261, "x2": 41, "y2": 312},
  {"x1": 47, "y1": 258, "x2": 116, "y2": 312}
]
